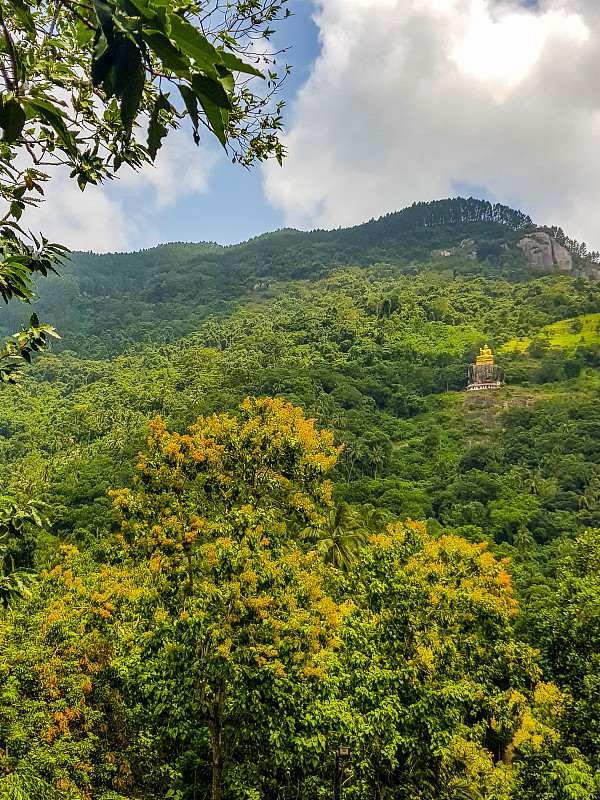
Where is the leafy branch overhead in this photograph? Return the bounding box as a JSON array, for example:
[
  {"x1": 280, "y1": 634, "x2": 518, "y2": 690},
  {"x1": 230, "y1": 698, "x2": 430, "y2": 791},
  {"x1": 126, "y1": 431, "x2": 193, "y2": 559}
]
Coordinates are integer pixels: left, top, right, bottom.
[
  {"x1": 0, "y1": 312, "x2": 60, "y2": 383},
  {"x1": 0, "y1": 0, "x2": 290, "y2": 377}
]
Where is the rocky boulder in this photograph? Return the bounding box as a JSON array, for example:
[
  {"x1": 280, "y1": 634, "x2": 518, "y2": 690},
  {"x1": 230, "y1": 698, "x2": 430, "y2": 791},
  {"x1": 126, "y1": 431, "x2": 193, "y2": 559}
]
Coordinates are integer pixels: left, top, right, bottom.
[
  {"x1": 518, "y1": 232, "x2": 572, "y2": 271},
  {"x1": 468, "y1": 363, "x2": 505, "y2": 386}
]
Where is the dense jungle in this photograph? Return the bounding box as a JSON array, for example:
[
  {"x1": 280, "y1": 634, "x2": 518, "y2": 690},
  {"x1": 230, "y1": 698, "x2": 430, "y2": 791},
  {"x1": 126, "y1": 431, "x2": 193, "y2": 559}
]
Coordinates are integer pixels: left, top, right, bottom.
[{"x1": 2, "y1": 197, "x2": 600, "y2": 800}]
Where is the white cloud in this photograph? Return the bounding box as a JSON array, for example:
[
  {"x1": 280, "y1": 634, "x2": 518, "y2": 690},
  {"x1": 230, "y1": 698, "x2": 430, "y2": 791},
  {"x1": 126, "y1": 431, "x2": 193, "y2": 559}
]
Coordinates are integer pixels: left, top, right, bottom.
[
  {"x1": 263, "y1": 0, "x2": 600, "y2": 248},
  {"x1": 22, "y1": 128, "x2": 217, "y2": 253}
]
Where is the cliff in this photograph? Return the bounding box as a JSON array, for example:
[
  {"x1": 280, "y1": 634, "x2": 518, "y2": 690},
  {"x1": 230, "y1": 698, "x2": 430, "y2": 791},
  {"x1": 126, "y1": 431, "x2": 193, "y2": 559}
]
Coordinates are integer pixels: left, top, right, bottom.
[{"x1": 468, "y1": 363, "x2": 505, "y2": 386}]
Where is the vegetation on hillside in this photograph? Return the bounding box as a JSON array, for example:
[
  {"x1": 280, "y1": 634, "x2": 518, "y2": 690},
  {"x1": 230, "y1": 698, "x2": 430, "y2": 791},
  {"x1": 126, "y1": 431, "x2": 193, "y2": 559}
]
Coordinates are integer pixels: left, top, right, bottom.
[{"x1": 2, "y1": 200, "x2": 600, "y2": 797}]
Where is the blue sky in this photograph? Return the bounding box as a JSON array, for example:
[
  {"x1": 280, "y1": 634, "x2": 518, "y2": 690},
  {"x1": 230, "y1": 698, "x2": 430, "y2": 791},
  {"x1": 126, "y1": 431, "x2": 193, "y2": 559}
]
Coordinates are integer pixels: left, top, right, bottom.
[
  {"x1": 29, "y1": 0, "x2": 600, "y2": 253},
  {"x1": 104, "y1": 0, "x2": 322, "y2": 247}
]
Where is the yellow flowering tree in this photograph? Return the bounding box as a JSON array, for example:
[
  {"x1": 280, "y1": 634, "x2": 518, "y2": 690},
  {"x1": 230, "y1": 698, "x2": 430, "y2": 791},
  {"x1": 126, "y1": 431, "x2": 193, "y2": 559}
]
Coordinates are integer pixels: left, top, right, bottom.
[
  {"x1": 112, "y1": 397, "x2": 344, "y2": 800},
  {"x1": 0, "y1": 545, "x2": 160, "y2": 799},
  {"x1": 335, "y1": 520, "x2": 561, "y2": 800}
]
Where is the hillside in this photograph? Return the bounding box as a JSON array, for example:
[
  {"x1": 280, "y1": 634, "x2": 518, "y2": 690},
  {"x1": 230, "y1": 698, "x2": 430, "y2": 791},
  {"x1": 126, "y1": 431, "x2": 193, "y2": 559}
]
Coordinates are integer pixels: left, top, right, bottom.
[
  {"x1": 2, "y1": 197, "x2": 600, "y2": 551},
  {"x1": 4, "y1": 197, "x2": 600, "y2": 799},
  {"x1": 2, "y1": 196, "x2": 598, "y2": 357}
]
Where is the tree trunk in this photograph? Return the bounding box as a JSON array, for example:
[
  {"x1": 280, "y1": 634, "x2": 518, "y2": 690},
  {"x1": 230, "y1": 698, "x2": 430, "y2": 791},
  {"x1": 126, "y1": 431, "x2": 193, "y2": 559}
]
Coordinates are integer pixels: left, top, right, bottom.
[{"x1": 207, "y1": 684, "x2": 225, "y2": 800}]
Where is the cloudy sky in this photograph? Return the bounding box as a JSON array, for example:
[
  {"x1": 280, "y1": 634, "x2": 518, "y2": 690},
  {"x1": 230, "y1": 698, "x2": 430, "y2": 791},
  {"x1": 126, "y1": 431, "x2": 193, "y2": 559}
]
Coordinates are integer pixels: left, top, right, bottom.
[{"x1": 27, "y1": 0, "x2": 600, "y2": 252}]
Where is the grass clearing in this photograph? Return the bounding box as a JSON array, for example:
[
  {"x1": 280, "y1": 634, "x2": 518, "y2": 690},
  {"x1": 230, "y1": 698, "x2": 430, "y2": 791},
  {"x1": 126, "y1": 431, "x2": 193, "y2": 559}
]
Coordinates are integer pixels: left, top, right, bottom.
[{"x1": 501, "y1": 313, "x2": 600, "y2": 353}]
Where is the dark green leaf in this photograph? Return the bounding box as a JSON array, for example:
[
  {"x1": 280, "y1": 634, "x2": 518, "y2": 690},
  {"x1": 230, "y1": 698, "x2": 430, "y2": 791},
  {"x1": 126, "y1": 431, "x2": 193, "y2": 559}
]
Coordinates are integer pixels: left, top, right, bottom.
[
  {"x1": 191, "y1": 74, "x2": 231, "y2": 110},
  {"x1": 219, "y1": 50, "x2": 264, "y2": 78},
  {"x1": 113, "y1": 37, "x2": 142, "y2": 97},
  {"x1": 120, "y1": 60, "x2": 145, "y2": 131},
  {"x1": 147, "y1": 94, "x2": 172, "y2": 159},
  {"x1": 0, "y1": 100, "x2": 26, "y2": 144},
  {"x1": 178, "y1": 85, "x2": 199, "y2": 144},
  {"x1": 144, "y1": 31, "x2": 189, "y2": 76},
  {"x1": 93, "y1": 0, "x2": 116, "y2": 36},
  {"x1": 92, "y1": 30, "x2": 115, "y2": 86}
]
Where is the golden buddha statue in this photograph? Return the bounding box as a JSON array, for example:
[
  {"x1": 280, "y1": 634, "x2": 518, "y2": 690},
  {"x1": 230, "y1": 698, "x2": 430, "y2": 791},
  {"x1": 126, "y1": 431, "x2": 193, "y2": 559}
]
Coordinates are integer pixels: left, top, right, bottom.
[{"x1": 476, "y1": 344, "x2": 494, "y2": 366}]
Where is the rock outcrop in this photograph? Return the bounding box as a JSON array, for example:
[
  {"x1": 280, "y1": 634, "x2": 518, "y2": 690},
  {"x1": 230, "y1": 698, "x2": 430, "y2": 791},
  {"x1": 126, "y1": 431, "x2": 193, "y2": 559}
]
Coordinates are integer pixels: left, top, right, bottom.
[
  {"x1": 518, "y1": 232, "x2": 572, "y2": 271},
  {"x1": 467, "y1": 363, "x2": 505, "y2": 387},
  {"x1": 431, "y1": 238, "x2": 476, "y2": 260}
]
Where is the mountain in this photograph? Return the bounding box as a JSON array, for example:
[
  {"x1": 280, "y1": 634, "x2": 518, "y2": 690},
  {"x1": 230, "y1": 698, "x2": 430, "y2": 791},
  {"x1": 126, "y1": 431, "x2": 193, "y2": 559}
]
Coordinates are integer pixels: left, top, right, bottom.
[
  {"x1": 2, "y1": 197, "x2": 599, "y2": 357},
  {"x1": 2, "y1": 195, "x2": 600, "y2": 550},
  {"x1": 4, "y1": 196, "x2": 600, "y2": 798}
]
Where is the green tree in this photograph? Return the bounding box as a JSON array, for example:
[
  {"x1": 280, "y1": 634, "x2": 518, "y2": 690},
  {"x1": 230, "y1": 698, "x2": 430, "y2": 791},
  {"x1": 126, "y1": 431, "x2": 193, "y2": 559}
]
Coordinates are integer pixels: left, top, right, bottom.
[
  {"x1": 335, "y1": 520, "x2": 551, "y2": 800},
  {"x1": 303, "y1": 501, "x2": 370, "y2": 572},
  {"x1": 0, "y1": 0, "x2": 290, "y2": 377},
  {"x1": 112, "y1": 397, "x2": 344, "y2": 800}
]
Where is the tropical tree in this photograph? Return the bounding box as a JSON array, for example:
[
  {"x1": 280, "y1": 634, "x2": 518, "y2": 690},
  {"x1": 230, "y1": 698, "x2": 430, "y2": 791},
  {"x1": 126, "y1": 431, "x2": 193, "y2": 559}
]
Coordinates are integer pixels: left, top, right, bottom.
[
  {"x1": 111, "y1": 397, "x2": 344, "y2": 800},
  {"x1": 302, "y1": 501, "x2": 370, "y2": 572},
  {"x1": 0, "y1": 0, "x2": 291, "y2": 375},
  {"x1": 0, "y1": 545, "x2": 160, "y2": 798},
  {"x1": 335, "y1": 520, "x2": 556, "y2": 800}
]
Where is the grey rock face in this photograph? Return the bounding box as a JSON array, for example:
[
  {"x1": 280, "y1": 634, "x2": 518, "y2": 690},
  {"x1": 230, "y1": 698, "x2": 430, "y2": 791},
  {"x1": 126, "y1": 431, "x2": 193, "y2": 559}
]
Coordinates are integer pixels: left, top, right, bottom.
[
  {"x1": 518, "y1": 232, "x2": 572, "y2": 271},
  {"x1": 468, "y1": 363, "x2": 505, "y2": 386}
]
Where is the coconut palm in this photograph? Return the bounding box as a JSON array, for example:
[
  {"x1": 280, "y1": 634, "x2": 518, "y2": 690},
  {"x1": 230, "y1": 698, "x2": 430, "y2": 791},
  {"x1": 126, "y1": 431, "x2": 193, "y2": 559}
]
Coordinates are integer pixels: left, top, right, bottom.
[
  {"x1": 344, "y1": 440, "x2": 364, "y2": 482},
  {"x1": 353, "y1": 503, "x2": 391, "y2": 534},
  {"x1": 303, "y1": 502, "x2": 370, "y2": 572},
  {"x1": 513, "y1": 525, "x2": 534, "y2": 555},
  {"x1": 0, "y1": 564, "x2": 37, "y2": 610}
]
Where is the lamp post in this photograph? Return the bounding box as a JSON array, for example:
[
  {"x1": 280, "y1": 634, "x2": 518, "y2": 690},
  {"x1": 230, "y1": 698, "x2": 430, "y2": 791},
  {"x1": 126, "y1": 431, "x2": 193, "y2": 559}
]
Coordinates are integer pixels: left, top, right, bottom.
[{"x1": 333, "y1": 745, "x2": 351, "y2": 800}]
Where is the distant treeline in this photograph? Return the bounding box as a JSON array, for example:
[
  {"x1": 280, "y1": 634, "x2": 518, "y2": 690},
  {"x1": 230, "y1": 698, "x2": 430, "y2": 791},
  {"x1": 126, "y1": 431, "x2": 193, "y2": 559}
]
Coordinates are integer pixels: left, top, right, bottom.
[
  {"x1": 547, "y1": 225, "x2": 600, "y2": 264},
  {"x1": 371, "y1": 197, "x2": 534, "y2": 234}
]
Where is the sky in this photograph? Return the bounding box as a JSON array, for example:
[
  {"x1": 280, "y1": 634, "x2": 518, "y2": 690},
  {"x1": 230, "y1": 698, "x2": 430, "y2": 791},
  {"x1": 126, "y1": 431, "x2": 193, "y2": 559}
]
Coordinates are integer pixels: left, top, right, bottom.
[{"x1": 27, "y1": 0, "x2": 600, "y2": 252}]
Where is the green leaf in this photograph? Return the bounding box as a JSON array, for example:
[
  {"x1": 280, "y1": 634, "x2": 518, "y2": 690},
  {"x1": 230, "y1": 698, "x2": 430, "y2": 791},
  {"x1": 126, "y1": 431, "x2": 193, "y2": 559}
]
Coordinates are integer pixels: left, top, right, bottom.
[
  {"x1": 112, "y1": 38, "x2": 145, "y2": 130},
  {"x1": 144, "y1": 31, "x2": 190, "y2": 76},
  {"x1": 25, "y1": 98, "x2": 77, "y2": 156},
  {"x1": 197, "y1": 95, "x2": 227, "y2": 148},
  {"x1": 219, "y1": 50, "x2": 264, "y2": 78},
  {"x1": 77, "y1": 20, "x2": 96, "y2": 48},
  {"x1": 9, "y1": 0, "x2": 36, "y2": 36},
  {"x1": 191, "y1": 74, "x2": 231, "y2": 110},
  {"x1": 178, "y1": 85, "x2": 199, "y2": 145},
  {"x1": 114, "y1": 37, "x2": 142, "y2": 97},
  {"x1": 93, "y1": 0, "x2": 116, "y2": 36},
  {"x1": 0, "y1": 100, "x2": 26, "y2": 144},
  {"x1": 92, "y1": 30, "x2": 115, "y2": 86},
  {"x1": 147, "y1": 94, "x2": 172, "y2": 159},
  {"x1": 168, "y1": 14, "x2": 221, "y2": 74},
  {"x1": 216, "y1": 64, "x2": 235, "y2": 94}
]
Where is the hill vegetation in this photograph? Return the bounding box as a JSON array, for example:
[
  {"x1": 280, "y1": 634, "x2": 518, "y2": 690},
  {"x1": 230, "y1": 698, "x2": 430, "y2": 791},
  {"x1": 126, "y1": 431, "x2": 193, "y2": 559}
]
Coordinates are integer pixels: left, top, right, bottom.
[{"x1": 3, "y1": 198, "x2": 600, "y2": 798}]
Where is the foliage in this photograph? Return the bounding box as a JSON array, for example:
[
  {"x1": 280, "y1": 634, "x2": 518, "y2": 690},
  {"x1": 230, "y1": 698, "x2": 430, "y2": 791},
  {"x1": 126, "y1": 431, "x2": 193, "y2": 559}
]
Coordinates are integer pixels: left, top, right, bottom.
[
  {"x1": 111, "y1": 397, "x2": 344, "y2": 799},
  {"x1": 0, "y1": 313, "x2": 59, "y2": 383},
  {"x1": 333, "y1": 519, "x2": 552, "y2": 800},
  {"x1": 0, "y1": 0, "x2": 290, "y2": 380},
  {"x1": 1, "y1": 204, "x2": 600, "y2": 796},
  {"x1": 0, "y1": 545, "x2": 159, "y2": 799}
]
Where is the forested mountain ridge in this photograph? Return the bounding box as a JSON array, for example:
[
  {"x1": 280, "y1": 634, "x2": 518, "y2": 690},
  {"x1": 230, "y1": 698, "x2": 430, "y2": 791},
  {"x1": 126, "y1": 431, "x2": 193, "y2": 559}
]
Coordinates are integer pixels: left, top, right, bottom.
[
  {"x1": 2, "y1": 196, "x2": 598, "y2": 356},
  {"x1": 3, "y1": 197, "x2": 600, "y2": 798}
]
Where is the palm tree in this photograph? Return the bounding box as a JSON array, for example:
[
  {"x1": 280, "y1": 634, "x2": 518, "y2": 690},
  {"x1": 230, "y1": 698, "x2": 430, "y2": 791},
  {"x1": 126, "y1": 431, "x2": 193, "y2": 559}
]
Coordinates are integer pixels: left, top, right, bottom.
[
  {"x1": 368, "y1": 443, "x2": 386, "y2": 477},
  {"x1": 0, "y1": 564, "x2": 37, "y2": 609},
  {"x1": 353, "y1": 503, "x2": 391, "y2": 534},
  {"x1": 303, "y1": 502, "x2": 369, "y2": 572},
  {"x1": 344, "y1": 440, "x2": 364, "y2": 482},
  {"x1": 528, "y1": 468, "x2": 544, "y2": 496},
  {"x1": 0, "y1": 496, "x2": 44, "y2": 608},
  {"x1": 512, "y1": 525, "x2": 534, "y2": 555}
]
